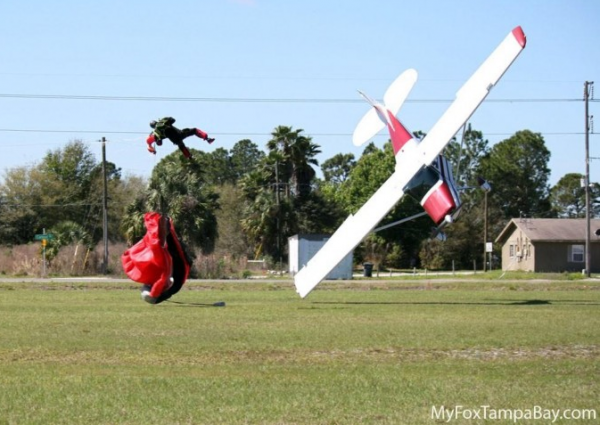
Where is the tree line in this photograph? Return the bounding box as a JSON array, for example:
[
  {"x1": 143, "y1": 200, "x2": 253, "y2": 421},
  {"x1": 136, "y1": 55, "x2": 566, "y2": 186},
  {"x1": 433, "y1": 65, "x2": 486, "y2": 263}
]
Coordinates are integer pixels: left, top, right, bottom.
[{"x1": 1, "y1": 125, "x2": 598, "y2": 272}]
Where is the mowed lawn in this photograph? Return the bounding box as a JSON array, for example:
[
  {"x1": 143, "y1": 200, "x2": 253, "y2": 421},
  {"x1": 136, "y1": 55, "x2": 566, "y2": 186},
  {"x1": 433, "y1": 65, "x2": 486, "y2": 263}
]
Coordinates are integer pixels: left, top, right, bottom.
[{"x1": 0, "y1": 279, "x2": 599, "y2": 424}]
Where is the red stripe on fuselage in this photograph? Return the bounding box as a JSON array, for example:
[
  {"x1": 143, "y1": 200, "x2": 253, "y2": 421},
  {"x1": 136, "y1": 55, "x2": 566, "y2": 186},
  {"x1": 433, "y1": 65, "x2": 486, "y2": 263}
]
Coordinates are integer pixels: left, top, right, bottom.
[{"x1": 385, "y1": 110, "x2": 414, "y2": 155}]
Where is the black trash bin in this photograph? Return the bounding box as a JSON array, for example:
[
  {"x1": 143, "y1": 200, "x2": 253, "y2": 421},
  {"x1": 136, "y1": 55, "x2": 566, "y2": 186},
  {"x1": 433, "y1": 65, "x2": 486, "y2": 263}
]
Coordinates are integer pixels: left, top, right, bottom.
[{"x1": 363, "y1": 262, "x2": 373, "y2": 277}]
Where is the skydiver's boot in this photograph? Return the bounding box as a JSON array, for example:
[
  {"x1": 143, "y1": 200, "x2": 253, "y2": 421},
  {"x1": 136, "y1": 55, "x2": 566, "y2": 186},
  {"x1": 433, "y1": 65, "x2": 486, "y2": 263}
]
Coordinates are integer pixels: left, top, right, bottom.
[
  {"x1": 180, "y1": 145, "x2": 193, "y2": 159},
  {"x1": 195, "y1": 129, "x2": 214, "y2": 144}
]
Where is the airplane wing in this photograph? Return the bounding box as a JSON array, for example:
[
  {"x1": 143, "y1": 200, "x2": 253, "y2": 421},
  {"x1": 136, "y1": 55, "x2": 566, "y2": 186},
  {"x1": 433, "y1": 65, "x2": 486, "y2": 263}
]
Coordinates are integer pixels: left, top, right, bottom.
[
  {"x1": 418, "y1": 26, "x2": 526, "y2": 163},
  {"x1": 352, "y1": 69, "x2": 418, "y2": 147},
  {"x1": 294, "y1": 26, "x2": 526, "y2": 298},
  {"x1": 294, "y1": 171, "x2": 406, "y2": 298}
]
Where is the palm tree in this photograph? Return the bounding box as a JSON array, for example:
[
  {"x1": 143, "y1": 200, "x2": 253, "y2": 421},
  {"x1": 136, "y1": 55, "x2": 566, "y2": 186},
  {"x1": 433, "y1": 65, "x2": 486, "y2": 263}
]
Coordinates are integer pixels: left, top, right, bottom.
[
  {"x1": 290, "y1": 134, "x2": 321, "y2": 197},
  {"x1": 240, "y1": 189, "x2": 278, "y2": 259},
  {"x1": 240, "y1": 126, "x2": 332, "y2": 263},
  {"x1": 267, "y1": 126, "x2": 321, "y2": 198},
  {"x1": 47, "y1": 220, "x2": 92, "y2": 273},
  {"x1": 121, "y1": 196, "x2": 146, "y2": 245}
]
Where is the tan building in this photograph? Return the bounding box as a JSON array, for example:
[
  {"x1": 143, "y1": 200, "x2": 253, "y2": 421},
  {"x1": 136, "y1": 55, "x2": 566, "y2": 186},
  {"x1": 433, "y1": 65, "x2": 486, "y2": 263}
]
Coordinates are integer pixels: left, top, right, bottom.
[{"x1": 495, "y1": 218, "x2": 600, "y2": 273}]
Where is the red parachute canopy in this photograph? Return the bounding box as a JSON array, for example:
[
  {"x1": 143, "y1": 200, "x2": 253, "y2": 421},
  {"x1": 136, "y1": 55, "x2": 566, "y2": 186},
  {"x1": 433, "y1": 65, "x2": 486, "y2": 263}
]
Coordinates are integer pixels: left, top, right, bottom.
[{"x1": 121, "y1": 212, "x2": 190, "y2": 302}]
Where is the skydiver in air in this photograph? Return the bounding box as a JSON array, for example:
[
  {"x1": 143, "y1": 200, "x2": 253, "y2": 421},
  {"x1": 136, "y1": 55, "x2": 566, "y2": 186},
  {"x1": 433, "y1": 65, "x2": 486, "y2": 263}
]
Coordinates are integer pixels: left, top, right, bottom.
[{"x1": 146, "y1": 117, "x2": 215, "y2": 159}]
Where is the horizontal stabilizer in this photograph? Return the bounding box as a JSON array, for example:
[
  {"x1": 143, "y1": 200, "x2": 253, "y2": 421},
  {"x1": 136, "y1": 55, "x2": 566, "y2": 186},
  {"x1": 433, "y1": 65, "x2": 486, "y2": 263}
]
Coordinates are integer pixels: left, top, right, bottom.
[
  {"x1": 353, "y1": 69, "x2": 417, "y2": 147},
  {"x1": 384, "y1": 68, "x2": 418, "y2": 113}
]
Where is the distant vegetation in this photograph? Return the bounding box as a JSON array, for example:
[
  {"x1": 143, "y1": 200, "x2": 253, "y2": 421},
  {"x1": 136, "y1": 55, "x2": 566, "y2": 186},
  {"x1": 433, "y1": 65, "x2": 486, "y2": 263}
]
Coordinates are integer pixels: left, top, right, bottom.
[{"x1": 1, "y1": 126, "x2": 598, "y2": 276}]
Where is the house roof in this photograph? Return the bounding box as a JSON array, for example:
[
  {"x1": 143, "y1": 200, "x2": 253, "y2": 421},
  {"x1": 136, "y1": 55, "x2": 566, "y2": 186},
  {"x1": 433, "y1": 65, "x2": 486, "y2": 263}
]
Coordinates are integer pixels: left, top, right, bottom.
[{"x1": 495, "y1": 218, "x2": 600, "y2": 244}]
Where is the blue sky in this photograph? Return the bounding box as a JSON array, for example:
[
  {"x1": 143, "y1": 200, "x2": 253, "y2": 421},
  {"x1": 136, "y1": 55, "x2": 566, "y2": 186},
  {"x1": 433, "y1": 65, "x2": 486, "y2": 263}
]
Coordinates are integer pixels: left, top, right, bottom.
[{"x1": 0, "y1": 0, "x2": 598, "y2": 186}]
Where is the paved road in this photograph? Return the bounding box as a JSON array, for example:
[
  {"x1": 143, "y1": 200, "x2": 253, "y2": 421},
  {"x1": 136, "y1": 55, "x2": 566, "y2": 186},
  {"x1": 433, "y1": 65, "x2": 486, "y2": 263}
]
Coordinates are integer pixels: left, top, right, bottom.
[
  {"x1": 0, "y1": 270, "x2": 485, "y2": 284},
  {"x1": 2, "y1": 275, "x2": 595, "y2": 285}
]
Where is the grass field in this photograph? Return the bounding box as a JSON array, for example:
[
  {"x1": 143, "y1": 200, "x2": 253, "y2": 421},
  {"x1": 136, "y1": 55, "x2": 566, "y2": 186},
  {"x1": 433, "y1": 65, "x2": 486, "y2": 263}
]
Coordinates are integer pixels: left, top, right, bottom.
[{"x1": 0, "y1": 278, "x2": 599, "y2": 424}]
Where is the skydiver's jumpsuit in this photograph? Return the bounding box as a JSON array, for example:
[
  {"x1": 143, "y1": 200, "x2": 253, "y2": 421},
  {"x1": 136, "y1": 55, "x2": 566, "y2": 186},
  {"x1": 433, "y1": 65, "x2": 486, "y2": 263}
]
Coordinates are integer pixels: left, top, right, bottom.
[{"x1": 148, "y1": 117, "x2": 211, "y2": 158}]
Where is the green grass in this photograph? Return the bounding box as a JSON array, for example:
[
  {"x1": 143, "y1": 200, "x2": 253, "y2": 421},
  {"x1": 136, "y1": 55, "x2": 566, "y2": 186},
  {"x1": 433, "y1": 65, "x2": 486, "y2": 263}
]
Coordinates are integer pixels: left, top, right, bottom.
[{"x1": 0, "y1": 280, "x2": 599, "y2": 424}]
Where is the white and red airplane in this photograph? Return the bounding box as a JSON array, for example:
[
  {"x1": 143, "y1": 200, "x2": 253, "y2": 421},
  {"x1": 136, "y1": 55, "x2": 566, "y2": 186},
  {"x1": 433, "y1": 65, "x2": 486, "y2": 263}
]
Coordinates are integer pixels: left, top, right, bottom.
[
  {"x1": 294, "y1": 26, "x2": 526, "y2": 298},
  {"x1": 356, "y1": 83, "x2": 464, "y2": 239}
]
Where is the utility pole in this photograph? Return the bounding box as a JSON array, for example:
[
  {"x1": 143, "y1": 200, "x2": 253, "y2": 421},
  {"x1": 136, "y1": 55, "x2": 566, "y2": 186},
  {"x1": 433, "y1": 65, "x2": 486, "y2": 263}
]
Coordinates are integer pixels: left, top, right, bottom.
[
  {"x1": 584, "y1": 81, "x2": 594, "y2": 277},
  {"x1": 476, "y1": 176, "x2": 492, "y2": 271},
  {"x1": 274, "y1": 160, "x2": 282, "y2": 273},
  {"x1": 42, "y1": 228, "x2": 47, "y2": 278},
  {"x1": 101, "y1": 137, "x2": 109, "y2": 275},
  {"x1": 483, "y1": 189, "x2": 488, "y2": 272}
]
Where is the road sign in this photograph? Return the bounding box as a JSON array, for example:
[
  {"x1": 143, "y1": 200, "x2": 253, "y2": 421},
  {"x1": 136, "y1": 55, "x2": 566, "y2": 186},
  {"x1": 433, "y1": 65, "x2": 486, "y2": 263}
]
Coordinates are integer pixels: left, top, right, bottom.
[{"x1": 34, "y1": 233, "x2": 54, "y2": 241}]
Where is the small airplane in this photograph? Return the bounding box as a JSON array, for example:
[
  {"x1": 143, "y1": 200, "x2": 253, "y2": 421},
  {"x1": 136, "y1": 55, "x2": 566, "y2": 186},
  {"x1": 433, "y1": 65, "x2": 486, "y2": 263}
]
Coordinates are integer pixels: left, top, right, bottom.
[
  {"x1": 358, "y1": 84, "x2": 465, "y2": 237},
  {"x1": 294, "y1": 26, "x2": 526, "y2": 298}
]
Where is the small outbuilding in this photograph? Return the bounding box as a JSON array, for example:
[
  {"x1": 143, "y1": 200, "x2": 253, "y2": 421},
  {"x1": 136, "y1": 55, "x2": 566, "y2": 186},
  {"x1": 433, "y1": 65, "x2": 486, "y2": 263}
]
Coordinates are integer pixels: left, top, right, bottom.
[
  {"x1": 288, "y1": 234, "x2": 353, "y2": 279},
  {"x1": 495, "y1": 218, "x2": 600, "y2": 273}
]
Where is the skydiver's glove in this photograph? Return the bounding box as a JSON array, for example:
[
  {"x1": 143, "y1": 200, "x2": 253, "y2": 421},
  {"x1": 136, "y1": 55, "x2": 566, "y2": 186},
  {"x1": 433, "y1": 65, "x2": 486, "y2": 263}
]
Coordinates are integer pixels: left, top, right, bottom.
[{"x1": 147, "y1": 134, "x2": 158, "y2": 154}]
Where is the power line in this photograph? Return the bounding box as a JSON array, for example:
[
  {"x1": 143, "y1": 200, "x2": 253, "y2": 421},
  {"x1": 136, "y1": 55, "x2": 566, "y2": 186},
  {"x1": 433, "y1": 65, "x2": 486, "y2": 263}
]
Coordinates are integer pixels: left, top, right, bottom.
[
  {"x1": 0, "y1": 129, "x2": 595, "y2": 141},
  {"x1": 0, "y1": 128, "x2": 142, "y2": 135},
  {"x1": 0, "y1": 202, "x2": 103, "y2": 208},
  {"x1": 0, "y1": 72, "x2": 591, "y2": 85},
  {"x1": 0, "y1": 93, "x2": 595, "y2": 103}
]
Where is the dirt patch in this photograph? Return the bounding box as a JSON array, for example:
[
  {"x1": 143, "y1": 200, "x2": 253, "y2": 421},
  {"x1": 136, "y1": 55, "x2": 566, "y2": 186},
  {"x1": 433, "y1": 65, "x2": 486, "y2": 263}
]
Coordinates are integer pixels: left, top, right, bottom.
[{"x1": 3, "y1": 345, "x2": 598, "y2": 366}]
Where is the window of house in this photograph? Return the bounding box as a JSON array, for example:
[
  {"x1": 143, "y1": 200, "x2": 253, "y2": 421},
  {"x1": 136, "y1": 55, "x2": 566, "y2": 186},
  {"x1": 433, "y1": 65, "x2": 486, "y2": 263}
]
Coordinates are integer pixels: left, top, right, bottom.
[
  {"x1": 509, "y1": 244, "x2": 515, "y2": 257},
  {"x1": 569, "y1": 244, "x2": 584, "y2": 262}
]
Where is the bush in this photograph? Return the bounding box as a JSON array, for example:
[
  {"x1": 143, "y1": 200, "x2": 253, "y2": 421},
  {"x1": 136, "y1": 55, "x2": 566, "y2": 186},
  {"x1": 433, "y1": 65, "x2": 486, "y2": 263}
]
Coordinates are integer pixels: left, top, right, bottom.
[
  {"x1": 193, "y1": 254, "x2": 255, "y2": 279},
  {"x1": 0, "y1": 242, "x2": 129, "y2": 277},
  {"x1": 0, "y1": 243, "x2": 262, "y2": 279},
  {"x1": 0, "y1": 245, "x2": 42, "y2": 276}
]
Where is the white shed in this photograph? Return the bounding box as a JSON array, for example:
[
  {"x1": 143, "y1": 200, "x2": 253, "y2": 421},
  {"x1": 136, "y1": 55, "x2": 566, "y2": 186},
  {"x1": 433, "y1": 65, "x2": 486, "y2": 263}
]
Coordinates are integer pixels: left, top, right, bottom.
[{"x1": 288, "y1": 234, "x2": 353, "y2": 279}]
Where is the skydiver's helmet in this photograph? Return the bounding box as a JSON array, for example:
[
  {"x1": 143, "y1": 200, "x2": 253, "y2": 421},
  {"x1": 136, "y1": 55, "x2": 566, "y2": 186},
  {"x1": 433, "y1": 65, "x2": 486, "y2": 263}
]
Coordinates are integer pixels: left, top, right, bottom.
[{"x1": 149, "y1": 120, "x2": 157, "y2": 129}]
